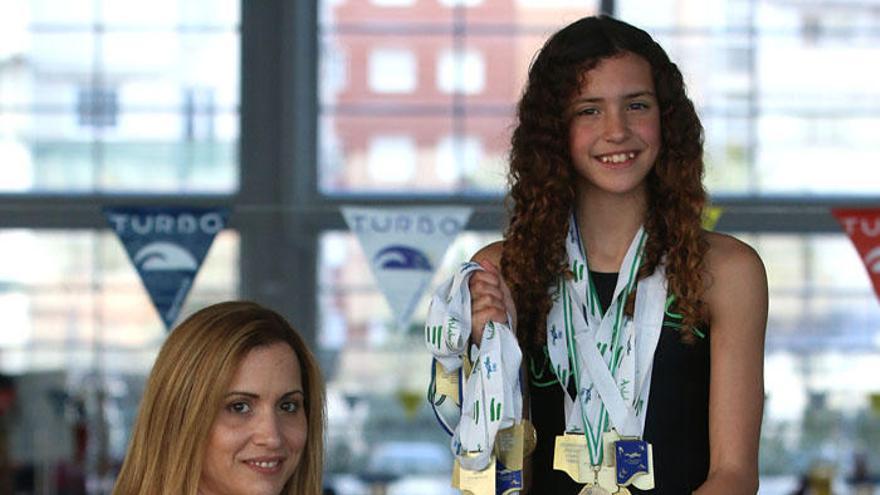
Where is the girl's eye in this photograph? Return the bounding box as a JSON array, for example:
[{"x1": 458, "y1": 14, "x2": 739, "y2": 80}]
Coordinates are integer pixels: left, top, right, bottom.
[
  {"x1": 628, "y1": 101, "x2": 649, "y2": 111},
  {"x1": 227, "y1": 401, "x2": 251, "y2": 414},
  {"x1": 280, "y1": 400, "x2": 301, "y2": 414},
  {"x1": 576, "y1": 107, "x2": 599, "y2": 116}
]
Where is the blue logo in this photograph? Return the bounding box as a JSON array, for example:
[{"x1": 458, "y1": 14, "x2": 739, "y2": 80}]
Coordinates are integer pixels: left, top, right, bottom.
[
  {"x1": 133, "y1": 242, "x2": 198, "y2": 271},
  {"x1": 484, "y1": 356, "x2": 497, "y2": 379},
  {"x1": 373, "y1": 245, "x2": 433, "y2": 271},
  {"x1": 616, "y1": 440, "x2": 649, "y2": 485},
  {"x1": 550, "y1": 325, "x2": 562, "y2": 345},
  {"x1": 580, "y1": 386, "x2": 592, "y2": 405}
]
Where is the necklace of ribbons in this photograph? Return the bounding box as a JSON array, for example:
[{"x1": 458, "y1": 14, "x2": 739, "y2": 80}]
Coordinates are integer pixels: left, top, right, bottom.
[{"x1": 546, "y1": 213, "x2": 667, "y2": 465}]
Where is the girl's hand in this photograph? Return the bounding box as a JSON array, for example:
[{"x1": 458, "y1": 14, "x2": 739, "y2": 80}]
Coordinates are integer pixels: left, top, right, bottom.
[{"x1": 468, "y1": 260, "x2": 516, "y2": 346}]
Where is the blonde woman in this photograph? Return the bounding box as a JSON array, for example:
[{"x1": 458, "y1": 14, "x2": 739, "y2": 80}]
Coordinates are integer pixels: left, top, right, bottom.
[{"x1": 113, "y1": 301, "x2": 325, "y2": 495}]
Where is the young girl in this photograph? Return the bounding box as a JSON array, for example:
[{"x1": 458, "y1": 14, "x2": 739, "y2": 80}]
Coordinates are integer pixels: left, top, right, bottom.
[{"x1": 467, "y1": 16, "x2": 767, "y2": 494}]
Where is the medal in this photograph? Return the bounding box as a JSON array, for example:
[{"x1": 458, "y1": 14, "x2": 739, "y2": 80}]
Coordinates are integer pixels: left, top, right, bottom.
[
  {"x1": 522, "y1": 419, "x2": 537, "y2": 457},
  {"x1": 614, "y1": 487, "x2": 632, "y2": 495},
  {"x1": 494, "y1": 422, "x2": 524, "y2": 494},
  {"x1": 453, "y1": 455, "x2": 496, "y2": 495},
  {"x1": 553, "y1": 434, "x2": 591, "y2": 483},
  {"x1": 433, "y1": 359, "x2": 461, "y2": 406},
  {"x1": 579, "y1": 486, "x2": 612, "y2": 495},
  {"x1": 577, "y1": 465, "x2": 613, "y2": 495}
]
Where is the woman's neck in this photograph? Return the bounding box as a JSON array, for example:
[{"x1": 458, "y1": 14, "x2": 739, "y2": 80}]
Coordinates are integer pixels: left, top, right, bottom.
[{"x1": 575, "y1": 187, "x2": 647, "y2": 273}]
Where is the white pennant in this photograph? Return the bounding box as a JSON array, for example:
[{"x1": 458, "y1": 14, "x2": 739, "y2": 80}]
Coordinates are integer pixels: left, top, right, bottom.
[
  {"x1": 425, "y1": 262, "x2": 522, "y2": 471},
  {"x1": 343, "y1": 206, "x2": 472, "y2": 330}
]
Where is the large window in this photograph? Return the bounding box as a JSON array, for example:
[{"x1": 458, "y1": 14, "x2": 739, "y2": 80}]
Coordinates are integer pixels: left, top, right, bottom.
[
  {"x1": 2, "y1": 1, "x2": 879, "y2": 495},
  {"x1": 0, "y1": 1, "x2": 240, "y2": 492},
  {"x1": 0, "y1": 0, "x2": 239, "y2": 193},
  {"x1": 317, "y1": 1, "x2": 880, "y2": 494}
]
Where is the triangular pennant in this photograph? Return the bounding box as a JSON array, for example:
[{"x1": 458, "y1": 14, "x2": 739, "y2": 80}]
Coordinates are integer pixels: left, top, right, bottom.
[
  {"x1": 701, "y1": 205, "x2": 724, "y2": 231},
  {"x1": 104, "y1": 206, "x2": 229, "y2": 330},
  {"x1": 343, "y1": 206, "x2": 472, "y2": 330},
  {"x1": 831, "y1": 208, "x2": 880, "y2": 303}
]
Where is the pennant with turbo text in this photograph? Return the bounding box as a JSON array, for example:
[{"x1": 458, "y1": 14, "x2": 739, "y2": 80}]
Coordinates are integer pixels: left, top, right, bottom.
[
  {"x1": 104, "y1": 206, "x2": 229, "y2": 330},
  {"x1": 342, "y1": 206, "x2": 472, "y2": 331},
  {"x1": 832, "y1": 208, "x2": 880, "y2": 304}
]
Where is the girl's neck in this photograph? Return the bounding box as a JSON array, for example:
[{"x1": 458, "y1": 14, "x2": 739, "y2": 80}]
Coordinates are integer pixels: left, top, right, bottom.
[{"x1": 575, "y1": 186, "x2": 647, "y2": 272}]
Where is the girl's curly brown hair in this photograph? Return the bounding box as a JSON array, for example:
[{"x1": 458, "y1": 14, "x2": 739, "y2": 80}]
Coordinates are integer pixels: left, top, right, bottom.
[{"x1": 501, "y1": 15, "x2": 708, "y2": 348}]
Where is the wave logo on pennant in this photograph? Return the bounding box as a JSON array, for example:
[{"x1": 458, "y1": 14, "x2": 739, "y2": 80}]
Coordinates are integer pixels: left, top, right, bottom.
[
  {"x1": 104, "y1": 206, "x2": 228, "y2": 330},
  {"x1": 832, "y1": 208, "x2": 880, "y2": 304},
  {"x1": 865, "y1": 247, "x2": 880, "y2": 274},
  {"x1": 373, "y1": 245, "x2": 433, "y2": 271},
  {"x1": 134, "y1": 242, "x2": 199, "y2": 271},
  {"x1": 343, "y1": 206, "x2": 472, "y2": 331}
]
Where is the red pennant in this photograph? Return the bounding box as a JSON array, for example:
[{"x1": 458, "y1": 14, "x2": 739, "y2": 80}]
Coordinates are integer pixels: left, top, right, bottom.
[{"x1": 832, "y1": 208, "x2": 880, "y2": 303}]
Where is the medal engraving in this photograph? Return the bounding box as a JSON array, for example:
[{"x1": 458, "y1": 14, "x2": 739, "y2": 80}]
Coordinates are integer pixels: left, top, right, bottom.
[
  {"x1": 453, "y1": 456, "x2": 496, "y2": 495},
  {"x1": 578, "y1": 485, "x2": 612, "y2": 495},
  {"x1": 553, "y1": 434, "x2": 591, "y2": 483}
]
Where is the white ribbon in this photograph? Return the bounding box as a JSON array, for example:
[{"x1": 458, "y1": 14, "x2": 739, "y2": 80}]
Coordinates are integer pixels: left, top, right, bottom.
[
  {"x1": 425, "y1": 261, "x2": 523, "y2": 471},
  {"x1": 547, "y1": 214, "x2": 666, "y2": 465}
]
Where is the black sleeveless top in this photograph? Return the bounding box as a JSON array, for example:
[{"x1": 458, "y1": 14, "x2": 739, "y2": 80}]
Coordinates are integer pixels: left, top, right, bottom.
[{"x1": 527, "y1": 271, "x2": 710, "y2": 494}]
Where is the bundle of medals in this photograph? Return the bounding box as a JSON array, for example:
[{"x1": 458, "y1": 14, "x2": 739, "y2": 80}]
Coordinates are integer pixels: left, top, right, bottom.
[
  {"x1": 426, "y1": 262, "x2": 527, "y2": 495},
  {"x1": 431, "y1": 358, "x2": 536, "y2": 495},
  {"x1": 547, "y1": 214, "x2": 666, "y2": 494},
  {"x1": 427, "y1": 210, "x2": 667, "y2": 494},
  {"x1": 554, "y1": 430, "x2": 654, "y2": 494}
]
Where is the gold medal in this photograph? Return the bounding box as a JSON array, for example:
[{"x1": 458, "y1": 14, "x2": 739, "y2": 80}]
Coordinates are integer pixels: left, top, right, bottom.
[
  {"x1": 579, "y1": 485, "x2": 612, "y2": 495},
  {"x1": 453, "y1": 455, "x2": 496, "y2": 495},
  {"x1": 496, "y1": 423, "x2": 525, "y2": 471},
  {"x1": 552, "y1": 434, "x2": 591, "y2": 483},
  {"x1": 614, "y1": 487, "x2": 632, "y2": 495},
  {"x1": 522, "y1": 419, "x2": 537, "y2": 457},
  {"x1": 433, "y1": 360, "x2": 461, "y2": 405}
]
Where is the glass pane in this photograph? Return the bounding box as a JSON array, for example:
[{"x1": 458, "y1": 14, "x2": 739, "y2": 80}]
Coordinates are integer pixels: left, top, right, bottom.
[
  {"x1": 618, "y1": 1, "x2": 880, "y2": 196},
  {"x1": 319, "y1": 0, "x2": 600, "y2": 195},
  {"x1": 748, "y1": 233, "x2": 880, "y2": 493},
  {"x1": 0, "y1": 228, "x2": 238, "y2": 492},
  {"x1": 0, "y1": 113, "x2": 238, "y2": 192},
  {"x1": 102, "y1": 32, "x2": 239, "y2": 109},
  {"x1": 99, "y1": 0, "x2": 239, "y2": 27},
  {"x1": 318, "y1": 230, "x2": 500, "y2": 491},
  {"x1": 0, "y1": 3, "x2": 240, "y2": 193},
  {"x1": 0, "y1": 229, "x2": 239, "y2": 372},
  {"x1": 320, "y1": 230, "x2": 880, "y2": 493}
]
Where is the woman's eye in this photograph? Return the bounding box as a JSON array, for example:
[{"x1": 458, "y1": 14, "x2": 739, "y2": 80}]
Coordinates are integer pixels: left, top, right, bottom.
[
  {"x1": 628, "y1": 101, "x2": 649, "y2": 111},
  {"x1": 280, "y1": 400, "x2": 300, "y2": 414},
  {"x1": 227, "y1": 401, "x2": 251, "y2": 414}
]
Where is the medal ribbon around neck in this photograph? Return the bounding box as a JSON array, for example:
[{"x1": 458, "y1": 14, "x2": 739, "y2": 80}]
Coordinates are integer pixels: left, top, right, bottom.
[
  {"x1": 547, "y1": 213, "x2": 667, "y2": 466},
  {"x1": 425, "y1": 261, "x2": 523, "y2": 471}
]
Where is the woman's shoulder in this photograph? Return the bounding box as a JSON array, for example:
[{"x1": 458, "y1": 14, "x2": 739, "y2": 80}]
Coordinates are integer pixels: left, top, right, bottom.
[{"x1": 471, "y1": 240, "x2": 504, "y2": 266}]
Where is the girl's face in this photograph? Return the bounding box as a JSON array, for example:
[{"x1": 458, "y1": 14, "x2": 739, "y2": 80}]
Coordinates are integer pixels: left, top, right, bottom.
[
  {"x1": 200, "y1": 342, "x2": 307, "y2": 495},
  {"x1": 568, "y1": 51, "x2": 661, "y2": 199}
]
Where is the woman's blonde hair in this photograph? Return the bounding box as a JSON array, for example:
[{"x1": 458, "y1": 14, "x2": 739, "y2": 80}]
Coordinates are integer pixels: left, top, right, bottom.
[{"x1": 112, "y1": 301, "x2": 325, "y2": 495}]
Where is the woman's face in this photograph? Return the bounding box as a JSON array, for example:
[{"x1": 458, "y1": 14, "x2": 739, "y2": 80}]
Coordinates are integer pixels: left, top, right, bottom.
[
  {"x1": 568, "y1": 51, "x2": 661, "y2": 199},
  {"x1": 200, "y1": 342, "x2": 307, "y2": 495}
]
